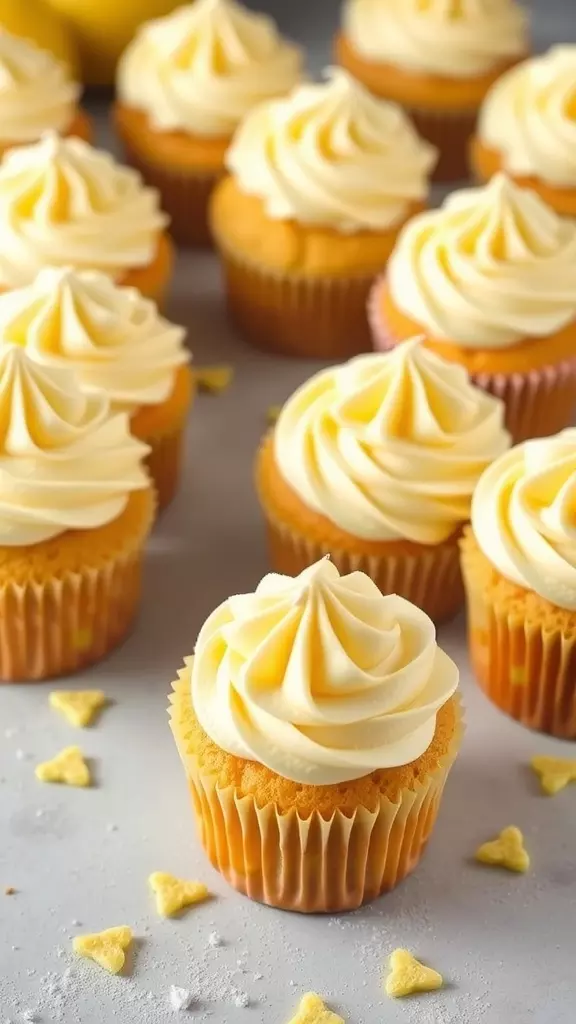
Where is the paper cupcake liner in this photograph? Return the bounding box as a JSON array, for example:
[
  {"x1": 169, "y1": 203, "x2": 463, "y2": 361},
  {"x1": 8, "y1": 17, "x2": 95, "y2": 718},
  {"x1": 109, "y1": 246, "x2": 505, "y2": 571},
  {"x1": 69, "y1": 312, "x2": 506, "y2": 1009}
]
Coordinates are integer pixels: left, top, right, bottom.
[
  {"x1": 368, "y1": 282, "x2": 576, "y2": 444},
  {"x1": 169, "y1": 677, "x2": 463, "y2": 913},
  {"x1": 215, "y1": 243, "x2": 376, "y2": 360},
  {"x1": 461, "y1": 542, "x2": 576, "y2": 738},
  {"x1": 263, "y1": 514, "x2": 463, "y2": 626},
  {"x1": 404, "y1": 105, "x2": 477, "y2": 183},
  {"x1": 143, "y1": 423, "x2": 187, "y2": 512}
]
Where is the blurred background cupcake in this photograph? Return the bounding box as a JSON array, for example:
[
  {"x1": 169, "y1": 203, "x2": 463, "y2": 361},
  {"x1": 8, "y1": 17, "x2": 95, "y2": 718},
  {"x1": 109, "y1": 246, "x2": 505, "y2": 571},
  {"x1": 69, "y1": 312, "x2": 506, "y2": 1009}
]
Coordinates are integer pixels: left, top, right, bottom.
[
  {"x1": 256, "y1": 338, "x2": 510, "y2": 624},
  {"x1": 0, "y1": 133, "x2": 171, "y2": 304},
  {"x1": 115, "y1": 0, "x2": 303, "y2": 247},
  {"x1": 0, "y1": 30, "x2": 91, "y2": 156},
  {"x1": 336, "y1": 0, "x2": 529, "y2": 182},
  {"x1": 170, "y1": 558, "x2": 461, "y2": 912},
  {"x1": 472, "y1": 45, "x2": 576, "y2": 219},
  {"x1": 461, "y1": 429, "x2": 576, "y2": 738},
  {"x1": 210, "y1": 68, "x2": 436, "y2": 359},
  {"x1": 0, "y1": 268, "x2": 192, "y2": 510},
  {"x1": 370, "y1": 174, "x2": 576, "y2": 443},
  {"x1": 0, "y1": 345, "x2": 154, "y2": 682}
]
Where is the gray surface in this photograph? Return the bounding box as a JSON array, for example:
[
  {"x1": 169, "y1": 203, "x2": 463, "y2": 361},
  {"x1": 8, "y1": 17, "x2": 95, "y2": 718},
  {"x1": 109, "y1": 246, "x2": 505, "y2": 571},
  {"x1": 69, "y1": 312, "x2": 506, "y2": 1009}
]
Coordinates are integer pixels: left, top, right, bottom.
[{"x1": 2, "y1": 1, "x2": 576, "y2": 1022}]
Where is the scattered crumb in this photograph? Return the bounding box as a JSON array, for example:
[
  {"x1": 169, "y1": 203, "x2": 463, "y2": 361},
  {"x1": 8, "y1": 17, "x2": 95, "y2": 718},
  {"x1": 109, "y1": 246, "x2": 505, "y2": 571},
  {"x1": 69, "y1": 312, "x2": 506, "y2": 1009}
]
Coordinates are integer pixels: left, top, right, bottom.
[
  {"x1": 253, "y1": 973, "x2": 263, "y2": 982},
  {"x1": 531, "y1": 755, "x2": 576, "y2": 795},
  {"x1": 4, "y1": 886, "x2": 16, "y2": 895},
  {"x1": 35, "y1": 747, "x2": 91, "y2": 788},
  {"x1": 73, "y1": 926, "x2": 132, "y2": 975},
  {"x1": 475, "y1": 826, "x2": 530, "y2": 873},
  {"x1": 169, "y1": 986, "x2": 194, "y2": 1012},
  {"x1": 195, "y1": 366, "x2": 234, "y2": 395},
  {"x1": 49, "y1": 690, "x2": 107, "y2": 729},
  {"x1": 232, "y1": 991, "x2": 250, "y2": 1008},
  {"x1": 35, "y1": 809, "x2": 46, "y2": 819},
  {"x1": 207, "y1": 932, "x2": 223, "y2": 948},
  {"x1": 385, "y1": 949, "x2": 443, "y2": 999},
  {"x1": 149, "y1": 872, "x2": 209, "y2": 918},
  {"x1": 22, "y1": 1011, "x2": 39, "y2": 1023},
  {"x1": 286, "y1": 993, "x2": 343, "y2": 1024}
]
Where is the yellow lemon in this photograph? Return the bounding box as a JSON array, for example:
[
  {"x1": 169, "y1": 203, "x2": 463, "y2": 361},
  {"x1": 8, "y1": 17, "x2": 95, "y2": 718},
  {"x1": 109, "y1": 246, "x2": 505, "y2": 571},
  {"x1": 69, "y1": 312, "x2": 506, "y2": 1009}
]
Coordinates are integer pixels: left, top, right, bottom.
[
  {"x1": 0, "y1": 0, "x2": 79, "y2": 75},
  {"x1": 45, "y1": 0, "x2": 182, "y2": 85}
]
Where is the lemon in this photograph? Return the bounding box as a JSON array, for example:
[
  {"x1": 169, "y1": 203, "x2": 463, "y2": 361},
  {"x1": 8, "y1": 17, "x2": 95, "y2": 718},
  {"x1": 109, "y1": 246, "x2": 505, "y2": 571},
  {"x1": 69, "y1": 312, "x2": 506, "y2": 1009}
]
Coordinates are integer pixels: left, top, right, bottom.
[
  {"x1": 0, "y1": 0, "x2": 79, "y2": 75},
  {"x1": 45, "y1": 0, "x2": 182, "y2": 85}
]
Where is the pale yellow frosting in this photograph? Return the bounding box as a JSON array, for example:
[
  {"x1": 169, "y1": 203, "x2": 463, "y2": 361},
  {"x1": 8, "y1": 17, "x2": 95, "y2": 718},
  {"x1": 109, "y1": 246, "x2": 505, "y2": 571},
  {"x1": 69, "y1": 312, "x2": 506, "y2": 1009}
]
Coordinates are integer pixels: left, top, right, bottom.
[
  {"x1": 192, "y1": 557, "x2": 459, "y2": 784},
  {"x1": 479, "y1": 46, "x2": 576, "y2": 188},
  {"x1": 274, "y1": 339, "x2": 510, "y2": 545},
  {"x1": 0, "y1": 345, "x2": 150, "y2": 546},
  {"x1": 0, "y1": 133, "x2": 167, "y2": 289},
  {"x1": 0, "y1": 267, "x2": 189, "y2": 410},
  {"x1": 226, "y1": 68, "x2": 437, "y2": 232},
  {"x1": 472, "y1": 429, "x2": 576, "y2": 611},
  {"x1": 117, "y1": 0, "x2": 303, "y2": 138},
  {"x1": 342, "y1": 0, "x2": 527, "y2": 78},
  {"x1": 0, "y1": 31, "x2": 79, "y2": 144},
  {"x1": 387, "y1": 174, "x2": 576, "y2": 349}
]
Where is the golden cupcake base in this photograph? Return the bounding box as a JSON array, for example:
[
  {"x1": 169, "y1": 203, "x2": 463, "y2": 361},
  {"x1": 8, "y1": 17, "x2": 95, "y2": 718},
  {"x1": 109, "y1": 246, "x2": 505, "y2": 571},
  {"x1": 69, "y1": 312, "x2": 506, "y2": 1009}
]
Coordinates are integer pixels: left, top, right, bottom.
[{"x1": 131, "y1": 365, "x2": 194, "y2": 512}]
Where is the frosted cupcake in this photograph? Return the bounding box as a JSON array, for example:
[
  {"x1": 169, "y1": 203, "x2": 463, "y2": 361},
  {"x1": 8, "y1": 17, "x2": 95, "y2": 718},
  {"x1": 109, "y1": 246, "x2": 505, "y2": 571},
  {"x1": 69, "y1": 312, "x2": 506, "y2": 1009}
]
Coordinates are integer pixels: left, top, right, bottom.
[
  {"x1": 0, "y1": 30, "x2": 91, "y2": 156},
  {"x1": 115, "y1": 0, "x2": 303, "y2": 246},
  {"x1": 0, "y1": 345, "x2": 153, "y2": 682},
  {"x1": 210, "y1": 68, "x2": 436, "y2": 359},
  {"x1": 472, "y1": 46, "x2": 576, "y2": 218},
  {"x1": 461, "y1": 429, "x2": 576, "y2": 738},
  {"x1": 0, "y1": 133, "x2": 171, "y2": 304},
  {"x1": 370, "y1": 175, "x2": 576, "y2": 443},
  {"x1": 256, "y1": 338, "x2": 510, "y2": 624},
  {"x1": 0, "y1": 268, "x2": 192, "y2": 510},
  {"x1": 170, "y1": 557, "x2": 461, "y2": 912},
  {"x1": 336, "y1": 0, "x2": 528, "y2": 181}
]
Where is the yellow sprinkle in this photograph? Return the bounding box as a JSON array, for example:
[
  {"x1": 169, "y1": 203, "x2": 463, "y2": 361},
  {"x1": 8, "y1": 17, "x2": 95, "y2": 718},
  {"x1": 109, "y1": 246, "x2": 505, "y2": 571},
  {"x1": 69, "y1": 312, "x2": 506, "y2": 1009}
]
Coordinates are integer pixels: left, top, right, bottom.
[
  {"x1": 194, "y1": 366, "x2": 234, "y2": 394},
  {"x1": 49, "y1": 690, "x2": 107, "y2": 728},
  {"x1": 267, "y1": 405, "x2": 281, "y2": 425},
  {"x1": 285, "y1": 993, "x2": 344, "y2": 1024},
  {"x1": 148, "y1": 872, "x2": 209, "y2": 917},
  {"x1": 531, "y1": 755, "x2": 576, "y2": 796},
  {"x1": 35, "y1": 746, "x2": 91, "y2": 788},
  {"x1": 385, "y1": 950, "x2": 443, "y2": 999},
  {"x1": 73, "y1": 926, "x2": 132, "y2": 975},
  {"x1": 475, "y1": 826, "x2": 529, "y2": 873}
]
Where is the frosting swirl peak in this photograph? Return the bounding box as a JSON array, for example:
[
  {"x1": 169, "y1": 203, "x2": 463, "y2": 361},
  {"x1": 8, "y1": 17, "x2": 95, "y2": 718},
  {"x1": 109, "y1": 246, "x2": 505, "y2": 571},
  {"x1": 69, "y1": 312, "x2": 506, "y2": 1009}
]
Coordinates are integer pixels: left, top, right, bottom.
[
  {"x1": 0, "y1": 30, "x2": 80, "y2": 144},
  {"x1": 192, "y1": 557, "x2": 459, "y2": 784}
]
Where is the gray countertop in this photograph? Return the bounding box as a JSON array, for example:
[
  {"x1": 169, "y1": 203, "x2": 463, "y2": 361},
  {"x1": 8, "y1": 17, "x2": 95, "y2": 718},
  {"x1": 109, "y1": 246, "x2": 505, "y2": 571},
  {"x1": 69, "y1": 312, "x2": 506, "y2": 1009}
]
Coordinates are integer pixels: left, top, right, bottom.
[{"x1": 2, "y1": 2, "x2": 576, "y2": 1022}]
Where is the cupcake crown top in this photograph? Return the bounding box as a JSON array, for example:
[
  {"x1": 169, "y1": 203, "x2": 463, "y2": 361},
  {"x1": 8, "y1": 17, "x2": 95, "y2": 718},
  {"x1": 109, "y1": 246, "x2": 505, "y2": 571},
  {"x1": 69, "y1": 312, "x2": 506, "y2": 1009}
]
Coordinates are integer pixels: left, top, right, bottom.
[
  {"x1": 387, "y1": 173, "x2": 576, "y2": 349},
  {"x1": 0, "y1": 30, "x2": 79, "y2": 145},
  {"x1": 479, "y1": 45, "x2": 576, "y2": 188},
  {"x1": 226, "y1": 67, "x2": 437, "y2": 233},
  {"x1": 273, "y1": 337, "x2": 510, "y2": 546},
  {"x1": 0, "y1": 344, "x2": 149, "y2": 547},
  {"x1": 472, "y1": 428, "x2": 576, "y2": 611},
  {"x1": 342, "y1": 0, "x2": 528, "y2": 78},
  {"x1": 191, "y1": 556, "x2": 459, "y2": 784},
  {"x1": 117, "y1": 0, "x2": 303, "y2": 138},
  {"x1": 0, "y1": 266, "x2": 189, "y2": 410},
  {"x1": 0, "y1": 133, "x2": 167, "y2": 289}
]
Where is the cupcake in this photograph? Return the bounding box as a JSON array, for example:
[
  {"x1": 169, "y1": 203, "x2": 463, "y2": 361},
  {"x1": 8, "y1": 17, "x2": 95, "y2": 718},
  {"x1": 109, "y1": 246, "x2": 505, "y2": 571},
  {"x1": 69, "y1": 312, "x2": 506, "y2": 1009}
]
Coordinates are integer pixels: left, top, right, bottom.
[
  {"x1": 336, "y1": 0, "x2": 528, "y2": 182},
  {"x1": 461, "y1": 429, "x2": 576, "y2": 739},
  {"x1": 255, "y1": 338, "x2": 510, "y2": 624},
  {"x1": 210, "y1": 68, "x2": 436, "y2": 359},
  {"x1": 370, "y1": 175, "x2": 576, "y2": 444},
  {"x1": 0, "y1": 133, "x2": 172, "y2": 304},
  {"x1": 0, "y1": 268, "x2": 192, "y2": 510},
  {"x1": 0, "y1": 30, "x2": 91, "y2": 155},
  {"x1": 169, "y1": 557, "x2": 462, "y2": 912},
  {"x1": 115, "y1": 0, "x2": 303, "y2": 247},
  {"x1": 0, "y1": 344, "x2": 154, "y2": 682},
  {"x1": 472, "y1": 46, "x2": 576, "y2": 218}
]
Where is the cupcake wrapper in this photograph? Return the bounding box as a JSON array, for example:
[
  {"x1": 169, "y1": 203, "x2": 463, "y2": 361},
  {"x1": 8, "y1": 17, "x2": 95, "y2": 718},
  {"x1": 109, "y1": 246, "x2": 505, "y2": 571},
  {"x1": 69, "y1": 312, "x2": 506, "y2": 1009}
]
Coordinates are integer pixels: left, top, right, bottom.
[
  {"x1": 368, "y1": 283, "x2": 576, "y2": 444},
  {"x1": 119, "y1": 139, "x2": 219, "y2": 248},
  {"x1": 217, "y1": 243, "x2": 375, "y2": 360},
  {"x1": 143, "y1": 423, "x2": 187, "y2": 512},
  {"x1": 263, "y1": 516, "x2": 463, "y2": 626},
  {"x1": 462, "y1": 563, "x2": 576, "y2": 738},
  {"x1": 169, "y1": 681, "x2": 463, "y2": 913},
  {"x1": 0, "y1": 553, "x2": 143, "y2": 683},
  {"x1": 405, "y1": 105, "x2": 477, "y2": 183}
]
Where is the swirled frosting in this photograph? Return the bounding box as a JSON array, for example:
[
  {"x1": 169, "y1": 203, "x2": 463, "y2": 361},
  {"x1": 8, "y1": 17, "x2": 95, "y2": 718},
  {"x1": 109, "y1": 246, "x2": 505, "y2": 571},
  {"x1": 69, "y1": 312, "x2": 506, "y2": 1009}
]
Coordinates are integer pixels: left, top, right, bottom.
[
  {"x1": 0, "y1": 31, "x2": 80, "y2": 144},
  {"x1": 0, "y1": 267, "x2": 189, "y2": 409},
  {"x1": 0, "y1": 133, "x2": 167, "y2": 289},
  {"x1": 274, "y1": 338, "x2": 510, "y2": 545},
  {"x1": 472, "y1": 429, "x2": 576, "y2": 610},
  {"x1": 342, "y1": 0, "x2": 528, "y2": 78},
  {"x1": 0, "y1": 345, "x2": 150, "y2": 546},
  {"x1": 117, "y1": 0, "x2": 303, "y2": 138},
  {"x1": 387, "y1": 174, "x2": 576, "y2": 349},
  {"x1": 191, "y1": 557, "x2": 459, "y2": 784},
  {"x1": 479, "y1": 46, "x2": 576, "y2": 188},
  {"x1": 226, "y1": 68, "x2": 437, "y2": 232}
]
